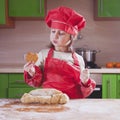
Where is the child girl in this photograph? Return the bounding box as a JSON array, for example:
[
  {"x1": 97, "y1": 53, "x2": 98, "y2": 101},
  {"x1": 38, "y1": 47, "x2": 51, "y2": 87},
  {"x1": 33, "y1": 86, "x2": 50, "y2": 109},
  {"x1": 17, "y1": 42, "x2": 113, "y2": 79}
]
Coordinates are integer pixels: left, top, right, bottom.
[{"x1": 24, "y1": 6, "x2": 96, "y2": 99}]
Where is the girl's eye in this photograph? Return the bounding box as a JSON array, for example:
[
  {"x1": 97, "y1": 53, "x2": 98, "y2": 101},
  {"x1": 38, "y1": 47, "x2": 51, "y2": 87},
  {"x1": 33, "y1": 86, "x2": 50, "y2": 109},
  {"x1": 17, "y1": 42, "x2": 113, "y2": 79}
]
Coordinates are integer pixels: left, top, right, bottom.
[
  {"x1": 51, "y1": 30, "x2": 55, "y2": 33},
  {"x1": 59, "y1": 32, "x2": 65, "y2": 35},
  {"x1": 51, "y1": 29, "x2": 65, "y2": 35}
]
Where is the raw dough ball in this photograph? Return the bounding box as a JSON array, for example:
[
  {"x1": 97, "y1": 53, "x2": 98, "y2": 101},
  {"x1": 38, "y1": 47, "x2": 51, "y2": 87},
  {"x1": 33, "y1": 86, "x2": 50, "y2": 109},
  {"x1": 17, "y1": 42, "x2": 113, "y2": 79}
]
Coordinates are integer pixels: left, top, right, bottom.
[
  {"x1": 21, "y1": 88, "x2": 69, "y2": 104},
  {"x1": 29, "y1": 88, "x2": 62, "y2": 96}
]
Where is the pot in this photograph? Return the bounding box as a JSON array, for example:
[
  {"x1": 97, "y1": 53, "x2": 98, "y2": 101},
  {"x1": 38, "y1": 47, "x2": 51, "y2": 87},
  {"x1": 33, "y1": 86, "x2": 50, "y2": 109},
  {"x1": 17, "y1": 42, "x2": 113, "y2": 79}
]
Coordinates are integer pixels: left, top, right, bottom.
[
  {"x1": 75, "y1": 48, "x2": 100, "y2": 63},
  {"x1": 84, "y1": 50, "x2": 97, "y2": 62}
]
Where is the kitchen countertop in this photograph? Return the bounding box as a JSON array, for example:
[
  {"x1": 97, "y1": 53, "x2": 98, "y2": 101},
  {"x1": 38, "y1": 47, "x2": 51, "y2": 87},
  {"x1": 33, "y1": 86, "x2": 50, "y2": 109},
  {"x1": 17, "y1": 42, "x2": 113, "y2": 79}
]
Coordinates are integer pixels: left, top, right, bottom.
[
  {"x1": 89, "y1": 68, "x2": 120, "y2": 73},
  {"x1": 0, "y1": 66, "x2": 120, "y2": 73},
  {"x1": 0, "y1": 99, "x2": 120, "y2": 120}
]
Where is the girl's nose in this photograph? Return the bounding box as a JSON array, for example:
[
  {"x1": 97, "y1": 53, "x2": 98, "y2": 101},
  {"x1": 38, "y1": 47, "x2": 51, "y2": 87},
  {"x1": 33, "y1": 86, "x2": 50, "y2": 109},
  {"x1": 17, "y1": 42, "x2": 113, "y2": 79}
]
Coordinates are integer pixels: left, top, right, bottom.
[{"x1": 54, "y1": 31, "x2": 59, "y2": 39}]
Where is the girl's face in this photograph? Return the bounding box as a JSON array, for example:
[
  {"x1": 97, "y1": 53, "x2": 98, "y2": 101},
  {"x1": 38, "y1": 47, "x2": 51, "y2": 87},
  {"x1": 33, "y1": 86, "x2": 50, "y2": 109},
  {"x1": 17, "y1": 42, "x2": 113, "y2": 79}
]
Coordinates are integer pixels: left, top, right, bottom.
[{"x1": 50, "y1": 28, "x2": 71, "y2": 47}]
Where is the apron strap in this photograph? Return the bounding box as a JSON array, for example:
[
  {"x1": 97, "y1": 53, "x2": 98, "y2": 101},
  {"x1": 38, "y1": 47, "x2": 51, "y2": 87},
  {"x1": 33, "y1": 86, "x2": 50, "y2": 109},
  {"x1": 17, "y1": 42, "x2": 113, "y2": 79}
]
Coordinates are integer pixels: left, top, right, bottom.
[
  {"x1": 72, "y1": 52, "x2": 79, "y2": 66},
  {"x1": 47, "y1": 48, "x2": 54, "y2": 59}
]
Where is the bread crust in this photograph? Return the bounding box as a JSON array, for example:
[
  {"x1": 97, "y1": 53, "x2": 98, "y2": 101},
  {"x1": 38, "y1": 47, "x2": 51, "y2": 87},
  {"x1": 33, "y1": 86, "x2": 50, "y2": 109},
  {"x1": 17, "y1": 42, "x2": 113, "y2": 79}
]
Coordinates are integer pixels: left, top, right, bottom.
[{"x1": 21, "y1": 88, "x2": 69, "y2": 104}]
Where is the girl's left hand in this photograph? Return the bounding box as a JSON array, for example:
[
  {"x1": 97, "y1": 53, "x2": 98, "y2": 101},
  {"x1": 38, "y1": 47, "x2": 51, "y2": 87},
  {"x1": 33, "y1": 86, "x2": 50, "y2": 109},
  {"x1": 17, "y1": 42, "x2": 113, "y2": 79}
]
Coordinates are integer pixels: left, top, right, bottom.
[{"x1": 80, "y1": 69, "x2": 90, "y2": 84}]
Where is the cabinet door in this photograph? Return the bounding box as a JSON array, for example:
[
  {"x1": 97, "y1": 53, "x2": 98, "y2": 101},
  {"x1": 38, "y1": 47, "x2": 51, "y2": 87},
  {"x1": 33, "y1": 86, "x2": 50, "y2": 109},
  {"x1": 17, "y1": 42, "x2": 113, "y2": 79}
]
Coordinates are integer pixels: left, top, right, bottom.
[
  {"x1": 9, "y1": 0, "x2": 45, "y2": 19},
  {"x1": 0, "y1": 74, "x2": 8, "y2": 98},
  {"x1": 102, "y1": 74, "x2": 117, "y2": 98},
  {"x1": 0, "y1": 0, "x2": 14, "y2": 28},
  {"x1": 8, "y1": 88, "x2": 35, "y2": 98},
  {"x1": 94, "y1": 0, "x2": 120, "y2": 20},
  {"x1": 117, "y1": 75, "x2": 120, "y2": 98},
  {"x1": 0, "y1": 0, "x2": 6, "y2": 24},
  {"x1": 9, "y1": 73, "x2": 31, "y2": 88}
]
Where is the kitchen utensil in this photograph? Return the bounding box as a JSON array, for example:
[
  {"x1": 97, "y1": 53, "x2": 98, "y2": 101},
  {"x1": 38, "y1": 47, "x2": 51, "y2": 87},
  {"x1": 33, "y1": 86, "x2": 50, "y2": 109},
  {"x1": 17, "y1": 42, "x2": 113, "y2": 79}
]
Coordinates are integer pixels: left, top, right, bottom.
[
  {"x1": 76, "y1": 48, "x2": 100, "y2": 62},
  {"x1": 75, "y1": 47, "x2": 101, "y2": 68}
]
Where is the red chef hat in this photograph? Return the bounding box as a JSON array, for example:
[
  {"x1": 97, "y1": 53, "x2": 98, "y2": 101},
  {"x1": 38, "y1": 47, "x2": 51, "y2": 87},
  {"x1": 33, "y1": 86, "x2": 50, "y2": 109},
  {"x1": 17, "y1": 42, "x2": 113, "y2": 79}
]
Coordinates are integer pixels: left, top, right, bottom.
[{"x1": 45, "y1": 6, "x2": 86, "y2": 35}]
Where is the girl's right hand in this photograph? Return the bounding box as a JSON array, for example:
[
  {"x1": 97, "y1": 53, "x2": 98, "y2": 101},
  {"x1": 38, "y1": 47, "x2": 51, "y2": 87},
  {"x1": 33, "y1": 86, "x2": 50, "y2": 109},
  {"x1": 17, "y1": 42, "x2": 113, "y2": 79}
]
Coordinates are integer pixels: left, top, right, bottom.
[{"x1": 24, "y1": 62, "x2": 35, "y2": 76}]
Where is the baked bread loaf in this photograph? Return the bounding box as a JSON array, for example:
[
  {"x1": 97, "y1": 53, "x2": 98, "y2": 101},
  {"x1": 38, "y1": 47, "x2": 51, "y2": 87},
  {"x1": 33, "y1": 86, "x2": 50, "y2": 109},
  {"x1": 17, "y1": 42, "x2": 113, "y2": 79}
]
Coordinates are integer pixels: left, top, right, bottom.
[
  {"x1": 25, "y1": 52, "x2": 38, "y2": 63},
  {"x1": 20, "y1": 88, "x2": 69, "y2": 104}
]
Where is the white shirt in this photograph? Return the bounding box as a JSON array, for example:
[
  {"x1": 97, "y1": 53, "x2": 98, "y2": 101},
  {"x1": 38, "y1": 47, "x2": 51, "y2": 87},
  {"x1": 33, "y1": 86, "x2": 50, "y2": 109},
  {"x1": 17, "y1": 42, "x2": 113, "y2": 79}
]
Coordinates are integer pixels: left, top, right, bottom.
[{"x1": 35, "y1": 48, "x2": 85, "y2": 72}]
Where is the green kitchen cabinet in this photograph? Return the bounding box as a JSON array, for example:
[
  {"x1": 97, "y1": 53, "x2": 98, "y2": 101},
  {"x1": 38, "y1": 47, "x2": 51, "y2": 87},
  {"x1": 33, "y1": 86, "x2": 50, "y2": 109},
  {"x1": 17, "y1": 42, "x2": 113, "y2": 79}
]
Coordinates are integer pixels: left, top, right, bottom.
[
  {"x1": 8, "y1": 88, "x2": 34, "y2": 98},
  {"x1": 9, "y1": 0, "x2": 46, "y2": 19},
  {"x1": 0, "y1": 74, "x2": 8, "y2": 98},
  {"x1": 8, "y1": 73, "x2": 35, "y2": 98},
  {"x1": 117, "y1": 75, "x2": 120, "y2": 98},
  {"x1": 102, "y1": 74, "x2": 119, "y2": 98},
  {"x1": 0, "y1": 0, "x2": 14, "y2": 28},
  {"x1": 94, "y1": 0, "x2": 120, "y2": 20},
  {"x1": 0, "y1": 73, "x2": 37, "y2": 98},
  {"x1": 9, "y1": 73, "x2": 31, "y2": 88}
]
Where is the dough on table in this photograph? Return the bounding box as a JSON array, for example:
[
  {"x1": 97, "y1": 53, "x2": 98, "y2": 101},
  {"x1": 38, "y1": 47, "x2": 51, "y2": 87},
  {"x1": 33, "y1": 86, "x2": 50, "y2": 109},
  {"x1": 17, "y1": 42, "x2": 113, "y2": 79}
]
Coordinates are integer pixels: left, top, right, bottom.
[{"x1": 20, "y1": 88, "x2": 69, "y2": 104}]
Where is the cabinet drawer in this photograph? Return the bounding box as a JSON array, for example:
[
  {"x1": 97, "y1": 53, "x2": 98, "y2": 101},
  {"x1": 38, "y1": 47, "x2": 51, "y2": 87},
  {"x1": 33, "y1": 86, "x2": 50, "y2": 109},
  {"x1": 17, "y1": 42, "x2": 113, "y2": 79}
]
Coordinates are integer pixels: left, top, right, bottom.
[
  {"x1": 0, "y1": 0, "x2": 6, "y2": 24},
  {"x1": 9, "y1": 0, "x2": 45, "y2": 18},
  {"x1": 0, "y1": 73, "x2": 8, "y2": 88},
  {"x1": 117, "y1": 75, "x2": 120, "y2": 98},
  {"x1": 9, "y1": 73, "x2": 30, "y2": 88},
  {"x1": 102, "y1": 74, "x2": 117, "y2": 98},
  {"x1": 0, "y1": 88, "x2": 8, "y2": 98},
  {"x1": 0, "y1": 0, "x2": 14, "y2": 27},
  {"x1": 94, "y1": 0, "x2": 120, "y2": 20},
  {"x1": 8, "y1": 88, "x2": 35, "y2": 98}
]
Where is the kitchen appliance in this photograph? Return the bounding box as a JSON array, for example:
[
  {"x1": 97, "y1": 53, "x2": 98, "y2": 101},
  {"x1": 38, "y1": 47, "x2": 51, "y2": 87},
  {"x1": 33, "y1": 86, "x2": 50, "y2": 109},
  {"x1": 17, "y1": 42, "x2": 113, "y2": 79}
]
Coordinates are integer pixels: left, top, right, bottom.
[
  {"x1": 75, "y1": 48, "x2": 100, "y2": 68},
  {"x1": 87, "y1": 85, "x2": 102, "y2": 98},
  {"x1": 87, "y1": 73, "x2": 102, "y2": 98}
]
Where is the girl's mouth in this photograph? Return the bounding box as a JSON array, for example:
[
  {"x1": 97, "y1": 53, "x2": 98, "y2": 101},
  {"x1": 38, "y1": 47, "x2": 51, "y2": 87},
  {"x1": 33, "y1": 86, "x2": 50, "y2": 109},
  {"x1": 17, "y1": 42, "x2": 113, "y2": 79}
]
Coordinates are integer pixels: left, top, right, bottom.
[{"x1": 53, "y1": 40, "x2": 58, "y2": 44}]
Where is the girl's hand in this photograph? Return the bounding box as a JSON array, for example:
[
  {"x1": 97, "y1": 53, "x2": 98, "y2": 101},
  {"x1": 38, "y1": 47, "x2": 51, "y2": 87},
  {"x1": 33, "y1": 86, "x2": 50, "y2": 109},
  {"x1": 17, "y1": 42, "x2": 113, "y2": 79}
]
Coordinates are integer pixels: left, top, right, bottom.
[
  {"x1": 24, "y1": 62, "x2": 35, "y2": 76},
  {"x1": 80, "y1": 69, "x2": 90, "y2": 84}
]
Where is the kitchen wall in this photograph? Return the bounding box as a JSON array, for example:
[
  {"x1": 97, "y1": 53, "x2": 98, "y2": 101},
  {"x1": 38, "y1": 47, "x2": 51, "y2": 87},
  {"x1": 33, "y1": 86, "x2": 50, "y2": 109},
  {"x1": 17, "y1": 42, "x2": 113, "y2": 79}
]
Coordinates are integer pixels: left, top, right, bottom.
[{"x1": 0, "y1": 0, "x2": 120, "y2": 67}]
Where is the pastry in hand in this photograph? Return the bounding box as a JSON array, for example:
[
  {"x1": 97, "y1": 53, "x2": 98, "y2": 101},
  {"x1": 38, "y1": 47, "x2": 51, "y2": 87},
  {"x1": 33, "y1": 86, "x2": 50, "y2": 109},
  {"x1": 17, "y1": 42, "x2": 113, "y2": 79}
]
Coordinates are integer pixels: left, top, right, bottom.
[
  {"x1": 25, "y1": 52, "x2": 38, "y2": 63},
  {"x1": 20, "y1": 88, "x2": 69, "y2": 104}
]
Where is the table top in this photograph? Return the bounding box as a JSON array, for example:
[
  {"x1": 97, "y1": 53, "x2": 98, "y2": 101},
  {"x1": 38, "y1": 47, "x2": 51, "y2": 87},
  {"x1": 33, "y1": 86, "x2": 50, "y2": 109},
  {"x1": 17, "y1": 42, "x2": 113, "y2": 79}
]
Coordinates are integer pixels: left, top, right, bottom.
[
  {"x1": 0, "y1": 99, "x2": 120, "y2": 120},
  {"x1": 0, "y1": 67, "x2": 120, "y2": 73}
]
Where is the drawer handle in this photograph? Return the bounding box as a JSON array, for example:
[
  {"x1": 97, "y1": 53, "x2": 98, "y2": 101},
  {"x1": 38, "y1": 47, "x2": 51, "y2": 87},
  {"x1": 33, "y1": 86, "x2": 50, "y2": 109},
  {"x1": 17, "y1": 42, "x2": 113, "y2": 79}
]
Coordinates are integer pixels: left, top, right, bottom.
[
  {"x1": 119, "y1": 80, "x2": 120, "y2": 97},
  {"x1": 15, "y1": 80, "x2": 25, "y2": 83},
  {"x1": 100, "y1": 0, "x2": 103, "y2": 15},
  {"x1": 94, "y1": 87, "x2": 101, "y2": 91},
  {"x1": 107, "y1": 80, "x2": 110, "y2": 98},
  {"x1": 16, "y1": 93, "x2": 24, "y2": 97},
  {"x1": 40, "y1": 0, "x2": 42, "y2": 14}
]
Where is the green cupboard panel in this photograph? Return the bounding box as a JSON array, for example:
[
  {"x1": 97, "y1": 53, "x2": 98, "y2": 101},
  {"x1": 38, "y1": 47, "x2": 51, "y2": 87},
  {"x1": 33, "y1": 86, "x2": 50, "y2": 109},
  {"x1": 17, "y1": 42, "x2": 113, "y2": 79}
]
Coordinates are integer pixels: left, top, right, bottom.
[
  {"x1": 0, "y1": 73, "x2": 8, "y2": 88},
  {"x1": 98, "y1": 0, "x2": 120, "y2": 17},
  {"x1": 94, "y1": 0, "x2": 120, "y2": 20},
  {"x1": 0, "y1": 0, "x2": 6, "y2": 24},
  {"x1": 0, "y1": 74, "x2": 8, "y2": 98},
  {"x1": 9, "y1": 0, "x2": 45, "y2": 17},
  {"x1": 102, "y1": 74, "x2": 117, "y2": 98},
  {"x1": 9, "y1": 73, "x2": 30, "y2": 88},
  {"x1": 8, "y1": 88, "x2": 35, "y2": 98},
  {"x1": 0, "y1": 88, "x2": 8, "y2": 98},
  {"x1": 117, "y1": 75, "x2": 120, "y2": 98}
]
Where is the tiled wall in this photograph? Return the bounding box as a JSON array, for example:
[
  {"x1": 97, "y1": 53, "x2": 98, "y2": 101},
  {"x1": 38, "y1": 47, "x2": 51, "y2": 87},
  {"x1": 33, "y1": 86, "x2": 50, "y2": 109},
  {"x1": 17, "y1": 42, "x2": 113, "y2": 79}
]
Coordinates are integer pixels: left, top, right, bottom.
[{"x1": 0, "y1": 0, "x2": 120, "y2": 67}]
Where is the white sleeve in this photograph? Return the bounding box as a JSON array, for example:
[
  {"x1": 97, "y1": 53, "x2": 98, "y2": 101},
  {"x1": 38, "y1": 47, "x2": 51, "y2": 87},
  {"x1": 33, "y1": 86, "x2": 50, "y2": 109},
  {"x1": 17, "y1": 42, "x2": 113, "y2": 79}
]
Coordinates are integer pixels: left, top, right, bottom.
[{"x1": 75, "y1": 53, "x2": 85, "y2": 72}]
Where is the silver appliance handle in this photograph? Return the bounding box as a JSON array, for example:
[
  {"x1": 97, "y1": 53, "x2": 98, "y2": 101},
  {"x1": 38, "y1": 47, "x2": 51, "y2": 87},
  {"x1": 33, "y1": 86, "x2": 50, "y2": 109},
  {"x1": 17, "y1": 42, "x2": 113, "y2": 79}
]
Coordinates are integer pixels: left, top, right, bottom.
[{"x1": 94, "y1": 87, "x2": 101, "y2": 91}]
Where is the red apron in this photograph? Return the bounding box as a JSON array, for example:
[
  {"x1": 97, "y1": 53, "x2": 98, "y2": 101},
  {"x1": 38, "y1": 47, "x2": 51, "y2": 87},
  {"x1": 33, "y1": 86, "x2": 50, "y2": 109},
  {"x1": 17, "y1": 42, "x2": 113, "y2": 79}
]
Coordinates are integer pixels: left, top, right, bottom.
[
  {"x1": 42, "y1": 48, "x2": 84, "y2": 99},
  {"x1": 24, "y1": 48, "x2": 96, "y2": 99}
]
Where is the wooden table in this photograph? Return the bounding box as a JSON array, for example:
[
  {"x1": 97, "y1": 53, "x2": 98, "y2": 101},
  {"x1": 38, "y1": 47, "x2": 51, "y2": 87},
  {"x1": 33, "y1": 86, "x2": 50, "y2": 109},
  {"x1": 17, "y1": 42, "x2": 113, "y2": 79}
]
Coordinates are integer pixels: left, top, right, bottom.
[{"x1": 0, "y1": 99, "x2": 120, "y2": 120}]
